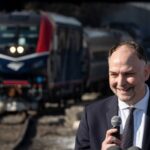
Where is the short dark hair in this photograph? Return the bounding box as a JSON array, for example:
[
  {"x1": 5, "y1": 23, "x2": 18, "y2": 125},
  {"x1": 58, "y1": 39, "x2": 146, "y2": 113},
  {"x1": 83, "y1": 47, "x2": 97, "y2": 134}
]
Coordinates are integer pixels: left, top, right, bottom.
[{"x1": 108, "y1": 41, "x2": 147, "y2": 64}]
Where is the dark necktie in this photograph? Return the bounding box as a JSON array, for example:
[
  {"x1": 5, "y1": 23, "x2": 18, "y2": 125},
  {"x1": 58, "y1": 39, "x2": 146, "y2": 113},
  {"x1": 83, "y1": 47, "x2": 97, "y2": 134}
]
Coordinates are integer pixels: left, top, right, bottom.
[{"x1": 121, "y1": 107, "x2": 135, "y2": 149}]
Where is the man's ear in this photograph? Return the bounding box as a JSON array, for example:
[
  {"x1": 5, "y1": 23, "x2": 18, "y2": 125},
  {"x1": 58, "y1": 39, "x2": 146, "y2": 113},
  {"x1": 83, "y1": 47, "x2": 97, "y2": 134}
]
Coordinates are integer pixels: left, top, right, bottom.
[{"x1": 145, "y1": 64, "x2": 150, "y2": 81}]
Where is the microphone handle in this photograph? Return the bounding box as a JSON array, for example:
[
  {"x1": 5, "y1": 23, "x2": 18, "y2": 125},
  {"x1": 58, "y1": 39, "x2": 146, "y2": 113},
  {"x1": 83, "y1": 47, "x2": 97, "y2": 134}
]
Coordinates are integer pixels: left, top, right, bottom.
[{"x1": 112, "y1": 126, "x2": 120, "y2": 139}]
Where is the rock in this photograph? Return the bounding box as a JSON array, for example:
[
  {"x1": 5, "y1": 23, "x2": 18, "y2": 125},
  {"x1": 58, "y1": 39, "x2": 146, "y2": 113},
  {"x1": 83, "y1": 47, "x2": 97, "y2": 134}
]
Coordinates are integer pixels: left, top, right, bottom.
[
  {"x1": 0, "y1": 113, "x2": 26, "y2": 124},
  {"x1": 65, "y1": 106, "x2": 84, "y2": 130},
  {"x1": 38, "y1": 115, "x2": 64, "y2": 125}
]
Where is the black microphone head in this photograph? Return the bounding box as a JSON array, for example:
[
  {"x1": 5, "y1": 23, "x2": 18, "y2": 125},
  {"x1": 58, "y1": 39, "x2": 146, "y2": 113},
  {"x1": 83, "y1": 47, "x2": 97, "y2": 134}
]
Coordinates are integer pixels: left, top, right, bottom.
[
  {"x1": 111, "y1": 116, "x2": 122, "y2": 127},
  {"x1": 127, "y1": 146, "x2": 141, "y2": 150},
  {"x1": 107, "y1": 145, "x2": 122, "y2": 150}
]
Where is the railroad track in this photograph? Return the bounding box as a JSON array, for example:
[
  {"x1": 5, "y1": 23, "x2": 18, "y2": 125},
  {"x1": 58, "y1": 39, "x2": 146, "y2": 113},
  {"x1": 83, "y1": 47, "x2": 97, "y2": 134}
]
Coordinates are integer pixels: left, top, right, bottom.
[
  {"x1": 0, "y1": 112, "x2": 39, "y2": 150},
  {"x1": 13, "y1": 115, "x2": 38, "y2": 150},
  {"x1": 0, "y1": 112, "x2": 28, "y2": 150},
  {"x1": 0, "y1": 96, "x2": 98, "y2": 150}
]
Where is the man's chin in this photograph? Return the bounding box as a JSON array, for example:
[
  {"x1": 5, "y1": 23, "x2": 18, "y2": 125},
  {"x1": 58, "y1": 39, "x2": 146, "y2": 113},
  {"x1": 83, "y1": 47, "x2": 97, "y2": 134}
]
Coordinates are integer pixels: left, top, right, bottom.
[{"x1": 117, "y1": 95, "x2": 132, "y2": 102}]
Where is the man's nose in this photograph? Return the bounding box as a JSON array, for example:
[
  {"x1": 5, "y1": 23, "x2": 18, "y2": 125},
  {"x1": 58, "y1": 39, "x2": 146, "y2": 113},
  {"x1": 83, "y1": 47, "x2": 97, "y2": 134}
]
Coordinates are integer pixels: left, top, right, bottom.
[{"x1": 117, "y1": 75, "x2": 126, "y2": 86}]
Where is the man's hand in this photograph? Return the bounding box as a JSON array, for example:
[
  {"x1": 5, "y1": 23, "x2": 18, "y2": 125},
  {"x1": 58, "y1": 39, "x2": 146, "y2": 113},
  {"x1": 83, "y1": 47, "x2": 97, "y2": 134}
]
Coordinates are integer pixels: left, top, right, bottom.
[{"x1": 101, "y1": 128, "x2": 121, "y2": 150}]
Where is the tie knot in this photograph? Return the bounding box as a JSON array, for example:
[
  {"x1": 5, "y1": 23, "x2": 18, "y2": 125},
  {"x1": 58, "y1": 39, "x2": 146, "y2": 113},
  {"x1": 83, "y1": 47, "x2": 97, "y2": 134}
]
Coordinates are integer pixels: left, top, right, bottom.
[{"x1": 129, "y1": 107, "x2": 135, "y2": 113}]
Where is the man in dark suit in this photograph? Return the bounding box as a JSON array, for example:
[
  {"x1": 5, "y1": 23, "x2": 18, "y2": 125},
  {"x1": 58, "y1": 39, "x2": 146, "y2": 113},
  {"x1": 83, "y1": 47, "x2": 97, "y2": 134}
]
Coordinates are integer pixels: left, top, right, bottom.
[{"x1": 75, "y1": 41, "x2": 150, "y2": 150}]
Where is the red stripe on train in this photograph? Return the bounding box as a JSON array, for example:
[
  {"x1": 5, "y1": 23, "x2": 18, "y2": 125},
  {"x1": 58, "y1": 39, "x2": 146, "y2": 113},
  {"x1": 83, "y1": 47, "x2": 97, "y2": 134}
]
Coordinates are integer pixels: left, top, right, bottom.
[
  {"x1": 2, "y1": 80, "x2": 30, "y2": 86},
  {"x1": 36, "y1": 14, "x2": 53, "y2": 53}
]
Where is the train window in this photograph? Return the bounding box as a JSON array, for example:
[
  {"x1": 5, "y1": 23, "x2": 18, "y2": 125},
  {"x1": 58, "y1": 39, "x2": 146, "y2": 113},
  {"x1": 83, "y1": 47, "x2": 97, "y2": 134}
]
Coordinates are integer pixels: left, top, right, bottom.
[
  {"x1": 0, "y1": 26, "x2": 16, "y2": 44},
  {"x1": 0, "y1": 25, "x2": 39, "y2": 47},
  {"x1": 0, "y1": 24, "x2": 39, "y2": 56},
  {"x1": 53, "y1": 34, "x2": 58, "y2": 51},
  {"x1": 19, "y1": 26, "x2": 39, "y2": 45},
  {"x1": 19, "y1": 26, "x2": 38, "y2": 36},
  {"x1": 57, "y1": 26, "x2": 81, "y2": 52},
  {"x1": 66, "y1": 29, "x2": 81, "y2": 52},
  {"x1": 57, "y1": 28, "x2": 67, "y2": 51},
  {"x1": 1, "y1": 33, "x2": 15, "y2": 38}
]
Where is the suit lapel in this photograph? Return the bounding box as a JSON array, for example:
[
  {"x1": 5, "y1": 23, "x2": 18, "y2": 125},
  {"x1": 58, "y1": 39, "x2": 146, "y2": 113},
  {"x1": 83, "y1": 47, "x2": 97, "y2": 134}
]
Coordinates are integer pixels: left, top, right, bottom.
[
  {"x1": 106, "y1": 96, "x2": 118, "y2": 129},
  {"x1": 142, "y1": 96, "x2": 150, "y2": 150},
  {"x1": 105, "y1": 94, "x2": 150, "y2": 149}
]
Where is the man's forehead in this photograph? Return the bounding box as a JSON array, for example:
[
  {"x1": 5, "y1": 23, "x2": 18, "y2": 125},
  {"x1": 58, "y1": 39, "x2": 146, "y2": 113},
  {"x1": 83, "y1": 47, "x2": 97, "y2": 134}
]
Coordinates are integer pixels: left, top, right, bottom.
[
  {"x1": 109, "y1": 46, "x2": 138, "y2": 62},
  {"x1": 109, "y1": 65, "x2": 135, "y2": 72},
  {"x1": 114, "y1": 45, "x2": 136, "y2": 54}
]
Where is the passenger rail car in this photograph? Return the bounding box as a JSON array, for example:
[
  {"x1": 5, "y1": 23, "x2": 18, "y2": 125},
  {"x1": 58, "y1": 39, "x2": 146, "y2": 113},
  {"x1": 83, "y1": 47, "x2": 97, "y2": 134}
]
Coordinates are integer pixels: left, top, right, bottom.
[{"x1": 0, "y1": 11, "x2": 85, "y2": 112}]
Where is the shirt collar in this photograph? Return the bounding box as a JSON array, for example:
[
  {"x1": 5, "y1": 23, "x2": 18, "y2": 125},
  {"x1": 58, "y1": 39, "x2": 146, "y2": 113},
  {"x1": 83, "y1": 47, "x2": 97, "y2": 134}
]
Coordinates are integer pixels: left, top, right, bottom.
[{"x1": 118, "y1": 84, "x2": 149, "y2": 111}]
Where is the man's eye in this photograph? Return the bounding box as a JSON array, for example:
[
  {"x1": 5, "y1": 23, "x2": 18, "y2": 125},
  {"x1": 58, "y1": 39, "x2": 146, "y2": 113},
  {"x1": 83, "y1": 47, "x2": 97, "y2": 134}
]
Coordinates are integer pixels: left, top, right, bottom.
[
  {"x1": 126, "y1": 73, "x2": 135, "y2": 76},
  {"x1": 110, "y1": 73, "x2": 118, "y2": 77}
]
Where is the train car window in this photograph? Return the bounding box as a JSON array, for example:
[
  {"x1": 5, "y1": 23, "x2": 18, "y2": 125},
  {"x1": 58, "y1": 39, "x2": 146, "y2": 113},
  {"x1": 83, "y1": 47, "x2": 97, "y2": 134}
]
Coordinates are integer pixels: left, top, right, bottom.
[
  {"x1": 50, "y1": 26, "x2": 82, "y2": 82},
  {"x1": 19, "y1": 26, "x2": 39, "y2": 46},
  {"x1": 0, "y1": 25, "x2": 39, "y2": 45},
  {"x1": 57, "y1": 26, "x2": 82, "y2": 52},
  {"x1": 57, "y1": 27, "x2": 67, "y2": 51},
  {"x1": 67, "y1": 29, "x2": 81, "y2": 52},
  {"x1": 53, "y1": 34, "x2": 58, "y2": 51},
  {"x1": 49, "y1": 27, "x2": 66, "y2": 82},
  {"x1": 0, "y1": 25, "x2": 39, "y2": 46},
  {"x1": 0, "y1": 26, "x2": 16, "y2": 45},
  {"x1": 0, "y1": 24, "x2": 39, "y2": 56}
]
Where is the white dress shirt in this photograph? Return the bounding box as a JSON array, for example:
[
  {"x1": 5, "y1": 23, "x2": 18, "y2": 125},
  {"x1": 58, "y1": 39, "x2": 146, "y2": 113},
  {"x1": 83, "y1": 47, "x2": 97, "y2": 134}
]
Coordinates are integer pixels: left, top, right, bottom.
[{"x1": 118, "y1": 85, "x2": 149, "y2": 149}]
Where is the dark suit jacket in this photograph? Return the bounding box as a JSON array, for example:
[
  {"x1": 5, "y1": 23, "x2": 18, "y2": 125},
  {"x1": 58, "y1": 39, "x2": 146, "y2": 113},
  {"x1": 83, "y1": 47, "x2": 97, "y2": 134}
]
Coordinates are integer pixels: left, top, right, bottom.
[{"x1": 75, "y1": 95, "x2": 150, "y2": 150}]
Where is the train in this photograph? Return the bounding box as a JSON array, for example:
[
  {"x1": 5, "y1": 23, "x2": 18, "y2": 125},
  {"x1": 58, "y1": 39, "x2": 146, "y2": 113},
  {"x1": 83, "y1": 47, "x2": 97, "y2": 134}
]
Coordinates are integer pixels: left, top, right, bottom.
[{"x1": 0, "y1": 11, "x2": 133, "y2": 113}]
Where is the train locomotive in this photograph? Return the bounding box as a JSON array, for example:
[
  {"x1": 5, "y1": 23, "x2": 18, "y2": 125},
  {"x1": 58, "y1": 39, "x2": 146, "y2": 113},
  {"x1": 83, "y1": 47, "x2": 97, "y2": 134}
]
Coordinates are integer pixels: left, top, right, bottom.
[
  {"x1": 0, "y1": 11, "x2": 85, "y2": 112},
  {"x1": 0, "y1": 11, "x2": 134, "y2": 113}
]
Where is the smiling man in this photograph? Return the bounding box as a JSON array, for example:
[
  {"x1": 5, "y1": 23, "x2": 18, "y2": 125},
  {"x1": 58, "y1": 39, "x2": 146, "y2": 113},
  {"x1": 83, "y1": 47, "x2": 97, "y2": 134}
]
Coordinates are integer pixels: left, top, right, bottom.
[
  {"x1": 75, "y1": 41, "x2": 150, "y2": 150},
  {"x1": 108, "y1": 42, "x2": 148, "y2": 105}
]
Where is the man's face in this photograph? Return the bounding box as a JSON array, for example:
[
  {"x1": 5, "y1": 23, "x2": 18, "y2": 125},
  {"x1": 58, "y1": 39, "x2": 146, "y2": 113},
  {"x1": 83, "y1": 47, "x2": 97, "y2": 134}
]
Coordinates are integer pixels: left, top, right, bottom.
[{"x1": 108, "y1": 45, "x2": 149, "y2": 105}]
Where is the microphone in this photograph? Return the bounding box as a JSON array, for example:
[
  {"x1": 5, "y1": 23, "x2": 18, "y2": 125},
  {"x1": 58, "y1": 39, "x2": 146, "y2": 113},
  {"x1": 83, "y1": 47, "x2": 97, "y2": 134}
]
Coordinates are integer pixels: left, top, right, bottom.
[
  {"x1": 107, "y1": 145, "x2": 122, "y2": 150},
  {"x1": 127, "y1": 146, "x2": 141, "y2": 150},
  {"x1": 111, "y1": 116, "x2": 122, "y2": 139}
]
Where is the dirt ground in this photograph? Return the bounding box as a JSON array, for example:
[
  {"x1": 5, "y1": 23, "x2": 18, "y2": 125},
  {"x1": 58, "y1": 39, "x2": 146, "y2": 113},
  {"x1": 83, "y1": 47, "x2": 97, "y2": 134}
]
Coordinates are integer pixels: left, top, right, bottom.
[{"x1": 31, "y1": 124, "x2": 76, "y2": 150}]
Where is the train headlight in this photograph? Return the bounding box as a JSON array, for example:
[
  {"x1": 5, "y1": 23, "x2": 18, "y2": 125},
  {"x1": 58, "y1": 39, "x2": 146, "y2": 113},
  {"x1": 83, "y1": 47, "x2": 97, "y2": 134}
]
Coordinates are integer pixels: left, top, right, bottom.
[
  {"x1": 9, "y1": 46, "x2": 16, "y2": 54},
  {"x1": 17, "y1": 46, "x2": 24, "y2": 54}
]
